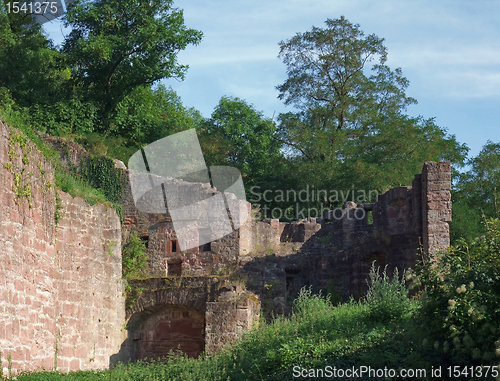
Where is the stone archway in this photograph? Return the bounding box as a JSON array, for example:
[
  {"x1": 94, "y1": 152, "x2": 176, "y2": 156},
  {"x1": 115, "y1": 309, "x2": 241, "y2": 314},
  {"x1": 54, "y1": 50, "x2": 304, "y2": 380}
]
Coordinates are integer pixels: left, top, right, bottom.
[{"x1": 128, "y1": 304, "x2": 205, "y2": 361}]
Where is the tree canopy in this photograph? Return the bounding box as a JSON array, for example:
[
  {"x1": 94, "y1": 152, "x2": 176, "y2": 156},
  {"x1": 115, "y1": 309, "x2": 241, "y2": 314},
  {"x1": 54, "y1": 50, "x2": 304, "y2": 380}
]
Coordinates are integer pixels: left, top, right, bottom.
[
  {"x1": 199, "y1": 96, "x2": 282, "y2": 188},
  {"x1": 62, "y1": 0, "x2": 202, "y2": 119},
  {"x1": 450, "y1": 141, "x2": 500, "y2": 243},
  {"x1": 272, "y1": 16, "x2": 467, "y2": 212}
]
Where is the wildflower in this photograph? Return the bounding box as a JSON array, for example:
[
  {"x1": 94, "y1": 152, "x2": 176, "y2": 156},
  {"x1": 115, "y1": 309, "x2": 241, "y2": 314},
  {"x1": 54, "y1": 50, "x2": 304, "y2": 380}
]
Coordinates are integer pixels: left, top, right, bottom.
[
  {"x1": 468, "y1": 307, "x2": 474, "y2": 315},
  {"x1": 448, "y1": 299, "x2": 456, "y2": 310},
  {"x1": 469, "y1": 281, "x2": 474, "y2": 289},
  {"x1": 456, "y1": 284, "x2": 467, "y2": 294}
]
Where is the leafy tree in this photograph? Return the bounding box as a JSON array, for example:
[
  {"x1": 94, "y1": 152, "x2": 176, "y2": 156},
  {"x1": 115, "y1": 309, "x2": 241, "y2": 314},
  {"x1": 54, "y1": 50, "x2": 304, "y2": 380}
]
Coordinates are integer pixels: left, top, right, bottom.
[
  {"x1": 199, "y1": 96, "x2": 282, "y2": 188},
  {"x1": 274, "y1": 17, "x2": 467, "y2": 207},
  {"x1": 110, "y1": 84, "x2": 202, "y2": 144},
  {"x1": 417, "y1": 218, "x2": 500, "y2": 366},
  {"x1": 62, "y1": 0, "x2": 202, "y2": 120},
  {"x1": 277, "y1": 16, "x2": 416, "y2": 135},
  {"x1": 0, "y1": 2, "x2": 69, "y2": 107},
  {"x1": 451, "y1": 141, "x2": 500, "y2": 243}
]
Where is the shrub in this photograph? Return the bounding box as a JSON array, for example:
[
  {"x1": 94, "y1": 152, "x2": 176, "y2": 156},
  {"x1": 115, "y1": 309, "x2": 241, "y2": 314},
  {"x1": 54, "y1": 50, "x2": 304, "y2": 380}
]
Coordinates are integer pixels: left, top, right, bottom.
[
  {"x1": 417, "y1": 218, "x2": 500, "y2": 366},
  {"x1": 122, "y1": 232, "x2": 149, "y2": 279},
  {"x1": 365, "y1": 262, "x2": 411, "y2": 322}
]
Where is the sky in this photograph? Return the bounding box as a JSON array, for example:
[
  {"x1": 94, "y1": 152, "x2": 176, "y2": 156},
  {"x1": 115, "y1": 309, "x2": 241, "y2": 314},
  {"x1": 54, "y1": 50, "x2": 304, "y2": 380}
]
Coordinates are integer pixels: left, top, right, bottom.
[{"x1": 44, "y1": 0, "x2": 500, "y2": 161}]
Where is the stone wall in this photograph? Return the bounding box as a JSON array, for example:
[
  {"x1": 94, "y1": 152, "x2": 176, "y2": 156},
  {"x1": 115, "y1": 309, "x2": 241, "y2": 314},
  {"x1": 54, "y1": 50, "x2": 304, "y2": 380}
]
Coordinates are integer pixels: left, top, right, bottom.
[
  {"x1": 121, "y1": 172, "x2": 249, "y2": 277},
  {"x1": 115, "y1": 277, "x2": 260, "y2": 362},
  {"x1": 0, "y1": 121, "x2": 125, "y2": 375},
  {"x1": 240, "y1": 162, "x2": 451, "y2": 312}
]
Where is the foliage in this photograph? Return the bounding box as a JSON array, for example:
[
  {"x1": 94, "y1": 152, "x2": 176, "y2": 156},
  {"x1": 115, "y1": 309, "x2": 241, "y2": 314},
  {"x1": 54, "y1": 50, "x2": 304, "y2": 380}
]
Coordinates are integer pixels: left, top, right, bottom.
[
  {"x1": 122, "y1": 232, "x2": 149, "y2": 279},
  {"x1": 30, "y1": 97, "x2": 99, "y2": 136},
  {"x1": 0, "y1": 3, "x2": 70, "y2": 108},
  {"x1": 451, "y1": 141, "x2": 500, "y2": 243},
  {"x1": 62, "y1": 0, "x2": 202, "y2": 119},
  {"x1": 81, "y1": 156, "x2": 124, "y2": 203},
  {"x1": 365, "y1": 263, "x2": 411, "y2": 322},
  {"x1": 416, "y1": 218, "x2": 500, "y2": 367},
  {"x1": 277, "y1": 16, "x2": 415, "y2": 132},
  {"x1": 110, "y1": 85, "x2": 203, "y2": 146},
  {"x1": 199, "y1": 96, "x2": 282, "y2": 188},
  {"x1": 54, "y1": 170, "x2": 108, "y2": 206},
  {"x1": 269, "y1": 16, "x2": 467, "y2": 218}
]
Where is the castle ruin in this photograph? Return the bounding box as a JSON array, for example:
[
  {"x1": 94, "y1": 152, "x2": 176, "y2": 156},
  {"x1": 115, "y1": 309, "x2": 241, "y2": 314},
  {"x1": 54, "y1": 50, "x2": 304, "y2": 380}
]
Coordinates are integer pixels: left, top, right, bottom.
[{"x1": 0, "y1": 120, "x2": 451, "y2": 374}]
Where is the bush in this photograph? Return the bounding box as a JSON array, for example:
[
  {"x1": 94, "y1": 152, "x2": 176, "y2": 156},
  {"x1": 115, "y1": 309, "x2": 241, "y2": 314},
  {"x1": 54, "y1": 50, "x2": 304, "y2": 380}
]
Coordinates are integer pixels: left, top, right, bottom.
[
  {"x1": 122, "y1": 232, "x2": 149, "y2": 279},
  {"x1": 365, "y1": 262, "x2": 411, "y2": 322},
  {"x1": 417, "y1": 218, "x2": 500, "y2": 366}
]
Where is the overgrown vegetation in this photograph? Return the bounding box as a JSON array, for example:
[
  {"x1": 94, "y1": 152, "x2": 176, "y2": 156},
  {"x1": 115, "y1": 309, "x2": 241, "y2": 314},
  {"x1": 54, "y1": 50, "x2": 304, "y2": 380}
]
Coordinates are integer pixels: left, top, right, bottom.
[
  {"x1": 416, "y1": 218, "x2": 500, "y2": 368},
  {"x1": 365, "y1": 264, "x2": 411, "y2": 322},
  {"x1": 122, "y1": 233, "x2": 149, "y2": 279}
]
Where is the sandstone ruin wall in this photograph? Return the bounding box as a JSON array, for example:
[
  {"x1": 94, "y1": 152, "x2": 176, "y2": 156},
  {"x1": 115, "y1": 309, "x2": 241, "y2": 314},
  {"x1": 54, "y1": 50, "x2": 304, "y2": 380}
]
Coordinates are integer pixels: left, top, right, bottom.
[{"x1": 0, "y1": 121, "x2": 125, "y2": 375}]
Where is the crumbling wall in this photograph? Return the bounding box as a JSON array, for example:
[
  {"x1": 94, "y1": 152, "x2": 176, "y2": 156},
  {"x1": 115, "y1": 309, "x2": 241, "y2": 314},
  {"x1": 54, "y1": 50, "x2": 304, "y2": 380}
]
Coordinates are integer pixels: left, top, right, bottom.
[
  {"x1": 116, "y1": 277, "x2": 260, "y2": 363},
  {"x1": 241, "y1": 162, "x2": 451, "y2": 309},
  {"x1": 121, "y1": 172, "x2": 249, "y2": 277},
  {"x1": 0, "y1": 121, "x2": 125, "y2": 375}
]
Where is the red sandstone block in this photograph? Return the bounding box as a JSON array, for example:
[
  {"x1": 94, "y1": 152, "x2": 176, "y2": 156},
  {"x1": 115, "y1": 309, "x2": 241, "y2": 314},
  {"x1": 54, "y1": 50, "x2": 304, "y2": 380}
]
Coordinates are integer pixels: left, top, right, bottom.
[
  {"x1": 62, "y1": 303, "x2": 74, "y2": 316},
  {"x1": 425, "y1": 181, "x2": 451, "y2": 192},
  {"x1": 42, "y1": 357, "x2": 53, "y2": 371},
  {"x1": 70, "y1": 359, "x2": 80, "y2": 371},
  {"x1": 424, "y1": 172, "x2": 451, "y2": 182},
  {"x1": 34, "y1": 239, "x2": 47, "y2": 253},
  {"x1": 426, "y1": 191, "x2": 451, "y2": 201},
  {"x1": 32, "y1": 209, "x2": 41, "y2": 224},
  {"x1": 14, "y1": 279, "x2": 24, "y2": 292},
  {"x1": 75, "y1": 344, "x2": 88, "y2": 359}
]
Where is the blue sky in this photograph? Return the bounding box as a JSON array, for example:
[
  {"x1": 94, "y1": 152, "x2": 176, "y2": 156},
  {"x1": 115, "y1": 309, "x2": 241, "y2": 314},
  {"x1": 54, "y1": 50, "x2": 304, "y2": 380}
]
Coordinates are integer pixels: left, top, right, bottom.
[{"x1": 44, "y1": 0, "x2": 500, "y2": 160}]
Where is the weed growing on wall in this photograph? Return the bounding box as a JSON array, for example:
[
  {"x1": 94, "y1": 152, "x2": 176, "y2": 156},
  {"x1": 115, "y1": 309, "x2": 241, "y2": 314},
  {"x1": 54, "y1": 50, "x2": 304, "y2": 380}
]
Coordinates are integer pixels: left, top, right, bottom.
[
  {"x1": 122, "y1": 232, "x2": 149, "y2": 279},
  {"x1": 81, "y1": 156, "x2": 124, "y2": 204}
]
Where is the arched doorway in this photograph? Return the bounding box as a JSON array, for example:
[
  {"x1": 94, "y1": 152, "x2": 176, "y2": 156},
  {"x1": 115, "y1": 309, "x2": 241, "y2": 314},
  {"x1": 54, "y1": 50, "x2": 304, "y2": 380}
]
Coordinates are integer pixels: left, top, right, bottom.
[{"x1": 128, "y1": 304, "x2": 205, "y2": 361}]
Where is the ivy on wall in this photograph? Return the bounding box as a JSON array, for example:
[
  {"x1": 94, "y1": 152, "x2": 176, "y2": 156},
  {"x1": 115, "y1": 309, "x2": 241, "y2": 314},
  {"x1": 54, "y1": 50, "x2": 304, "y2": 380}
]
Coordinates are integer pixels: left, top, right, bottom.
[{"x1": 81, "y1": 156, "x2": 124, "y2": 204}]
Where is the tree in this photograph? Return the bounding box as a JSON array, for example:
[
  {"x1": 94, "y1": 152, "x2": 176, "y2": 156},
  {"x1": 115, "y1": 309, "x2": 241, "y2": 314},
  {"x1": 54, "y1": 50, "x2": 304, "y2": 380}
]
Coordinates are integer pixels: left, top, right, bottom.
[
  {"x1": 111, "y1": 84, "x2": 203, "y2": 145},
  {"x1": 0, "y1": 2, "x2": 69, "y2": 107},
  {"x1": 274, "y1": 17, "x2": 467, "y2": 203},
  {"x1": 277, "y1": 16, "x2": 416, "y2": 134},
  {"x1": 451, "y1": 141, "x2": 500, "y2": 243},
  {"x1": 199, "y1": 96, "x2": 282, "y2": 188},
  {"x1": 62, "y1": 0, "x2": 202, "y2": 121}
]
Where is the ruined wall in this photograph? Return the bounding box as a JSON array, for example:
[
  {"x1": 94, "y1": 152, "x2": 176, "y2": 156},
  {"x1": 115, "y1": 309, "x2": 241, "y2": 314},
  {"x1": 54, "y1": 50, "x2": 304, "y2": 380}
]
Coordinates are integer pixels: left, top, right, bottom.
[
  {"x1": 241, "y1": 162, "x2": 451, "y2": 309},
  {"x1": 121, "y1": 172, "x2": 248, "y2": 277},
  {"x1": 116, "y1": 277, "x2": 260, "y2": 362},
  {"x1": 0, "y1": 121, "x2": 125, "y2": 375}
]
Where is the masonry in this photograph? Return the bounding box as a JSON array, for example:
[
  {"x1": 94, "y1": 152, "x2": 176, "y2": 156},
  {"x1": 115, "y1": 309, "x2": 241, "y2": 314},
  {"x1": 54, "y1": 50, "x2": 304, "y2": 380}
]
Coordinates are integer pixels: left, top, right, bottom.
[
  {"x1": 0, "y1": 121, "x2": 125, "y2": 374},
  {"x1": 0, "y1": 118, "x2": 452, "y2": 374}
]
